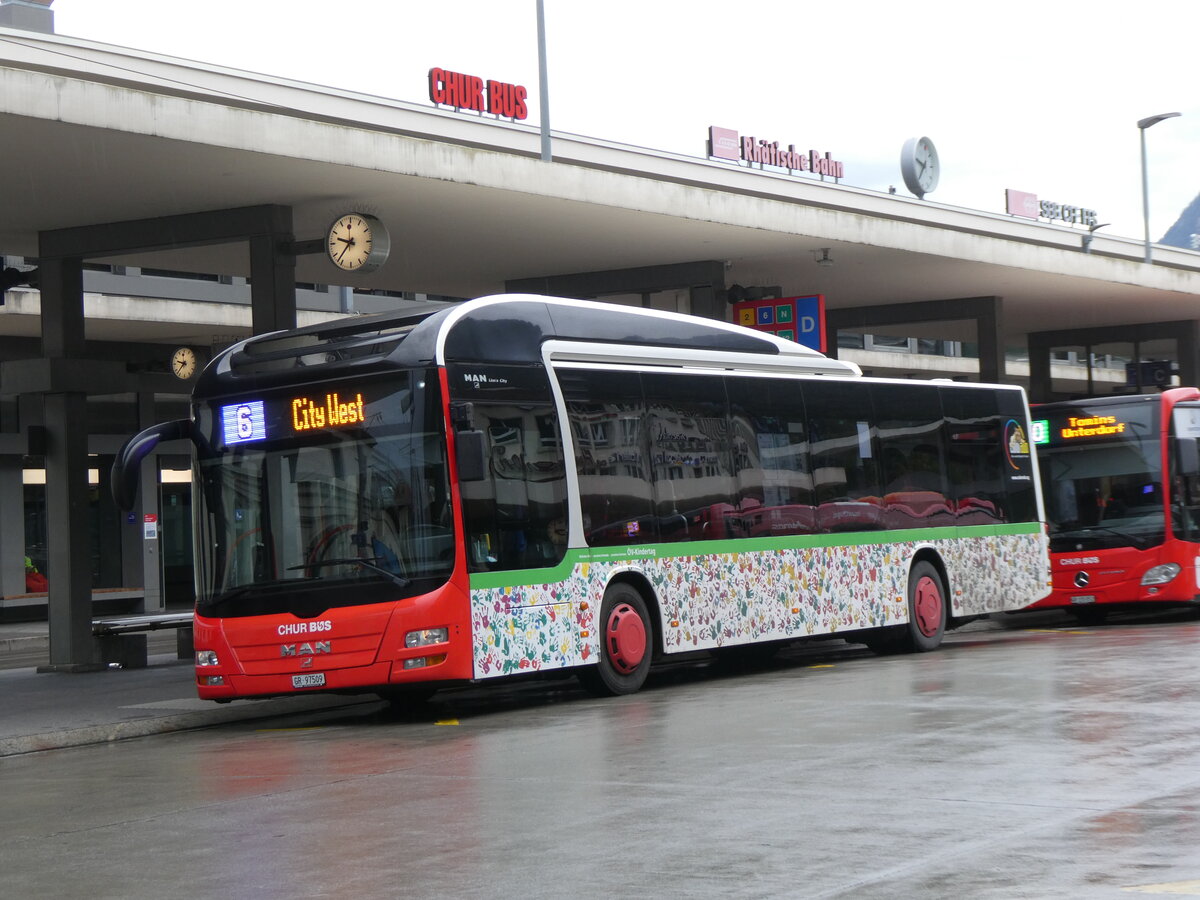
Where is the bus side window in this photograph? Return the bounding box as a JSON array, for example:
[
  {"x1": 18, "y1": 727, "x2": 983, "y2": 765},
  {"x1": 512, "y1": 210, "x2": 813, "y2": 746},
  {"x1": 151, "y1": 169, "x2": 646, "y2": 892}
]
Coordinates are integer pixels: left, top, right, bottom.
[
  {"x1": 561, "y1": 369, "x2": 657, "y2": 548},
  {"x1": 995, "y1": 389, "x2": 1039, "y2": 523},
  {"x1": 1172, "y1": 469, "x2": 1200, "y2": 540},
  {"x1": 871, "y1": 382, "x2": 953, "y2": 530},
  {"x1": 1171, "y1": 409, "x2": 1200, "y2": 540},
  {"x1": 726, "y1": 375, "x2": 816, "y2": 537},
  {"x1": 641, "y1": 371, "x2": 734, "y2": 544},
  {"x1": 459, "y1": 401, "x2": 567, "y2": 571},
  {"x1": 941, "y1": 387, "x2": 1005, "y2": 525},
  {"x1": 804, "y1": 381, "x2": 884, "y2": 534}
]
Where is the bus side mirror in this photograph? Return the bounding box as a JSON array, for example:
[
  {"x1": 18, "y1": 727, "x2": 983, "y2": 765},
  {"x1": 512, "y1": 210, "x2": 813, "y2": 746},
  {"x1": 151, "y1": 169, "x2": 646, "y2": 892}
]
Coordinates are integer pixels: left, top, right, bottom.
[
  {"x1": 111, "y1": 419, "x2": 194, "y2": 510},
  {"x1": 1178, "y1": 439, "x2": 1200, "y2": 476},
  {"x1": 449, "y1": 401, "x2": 473, "y2": 430},
  {"x1": 455, "y1": 430, "x2": 488, "y2": 482}
]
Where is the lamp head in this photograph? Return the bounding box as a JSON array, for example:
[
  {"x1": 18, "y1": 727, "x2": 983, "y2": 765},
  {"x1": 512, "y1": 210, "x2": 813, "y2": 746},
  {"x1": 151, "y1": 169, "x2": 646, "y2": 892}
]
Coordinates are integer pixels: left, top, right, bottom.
[{"x1": 1138, "y1": 112, "x2": 1181, "y2": 130}]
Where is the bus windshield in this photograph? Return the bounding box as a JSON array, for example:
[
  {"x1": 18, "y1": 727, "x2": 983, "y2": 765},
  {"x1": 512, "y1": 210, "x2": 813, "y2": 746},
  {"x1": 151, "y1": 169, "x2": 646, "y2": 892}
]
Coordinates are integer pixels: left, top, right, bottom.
[
  {"x1": 193, "y1": 369, "x2": 454, "y2": 618},
  {"x1": 1037, "y1": 400, "x2": 1163, "y2": 552}
]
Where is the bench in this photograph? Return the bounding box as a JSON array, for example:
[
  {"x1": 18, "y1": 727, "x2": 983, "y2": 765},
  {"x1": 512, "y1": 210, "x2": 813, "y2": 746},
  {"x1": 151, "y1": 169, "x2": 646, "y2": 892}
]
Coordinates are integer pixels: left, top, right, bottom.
[
  {"x1": 0, "y1": 588, "x2": 145, "y2": 621},
  {"x1": 92, "y1": 612, "x2": 194, "y2": 668}
]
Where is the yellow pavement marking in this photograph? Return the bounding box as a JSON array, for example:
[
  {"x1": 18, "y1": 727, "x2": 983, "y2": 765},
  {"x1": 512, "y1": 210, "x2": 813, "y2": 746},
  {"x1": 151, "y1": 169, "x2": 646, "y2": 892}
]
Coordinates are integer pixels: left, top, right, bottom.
[
  {"x1": 435, "y1": 719, "x2": 460, "y2": 726},
  {"x1": 1026, "y1": 628, "x2": 1093, "y2": 635},
  {"x1": 806, "y1": 664, "x2": 836, "y2": 669},
  {"x1": 1122, "y1": 880, "x2": 1200, "y2": 895}
]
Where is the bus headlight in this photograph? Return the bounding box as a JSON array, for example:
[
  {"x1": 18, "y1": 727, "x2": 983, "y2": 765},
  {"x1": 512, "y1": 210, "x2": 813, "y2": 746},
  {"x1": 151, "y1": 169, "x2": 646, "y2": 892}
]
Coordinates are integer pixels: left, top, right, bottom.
[
  {"x1": 405, "y1": 627, "x2": 448, "y2": 648},
  {"x1": 1141, "y1": 563, "x2": 1181, "y2": 586},
  {"x1": 196, "y1": 650, "x2": 220, "y2": 666}
]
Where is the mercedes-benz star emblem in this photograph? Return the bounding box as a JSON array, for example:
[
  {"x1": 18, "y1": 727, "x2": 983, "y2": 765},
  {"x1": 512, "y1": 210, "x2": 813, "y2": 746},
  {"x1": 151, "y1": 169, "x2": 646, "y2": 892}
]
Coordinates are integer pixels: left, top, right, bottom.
[{"x1": 1074, "y1": 571, "x2": 1091, "y2": 588}]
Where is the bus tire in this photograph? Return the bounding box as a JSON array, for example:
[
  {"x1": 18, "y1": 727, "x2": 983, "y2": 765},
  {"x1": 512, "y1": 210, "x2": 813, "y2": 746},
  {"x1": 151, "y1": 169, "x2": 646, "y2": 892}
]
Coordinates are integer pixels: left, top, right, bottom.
[
  {"x1": 859, "y1": 628, "x2": 901, "y2": 655},
  {"x1": 905, "y1": 560, "x2": 946, "y2": 652},
  {"x1": 578, "y1": 583, "x2": 653, "y2": 697}
]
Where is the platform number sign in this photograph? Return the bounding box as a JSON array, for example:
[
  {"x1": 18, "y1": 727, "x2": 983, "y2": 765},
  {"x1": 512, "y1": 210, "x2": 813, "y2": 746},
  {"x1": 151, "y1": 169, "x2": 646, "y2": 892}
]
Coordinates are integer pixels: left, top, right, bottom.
[{"x1": 732, "y1": 295, "x2": 826, "y2": 351}]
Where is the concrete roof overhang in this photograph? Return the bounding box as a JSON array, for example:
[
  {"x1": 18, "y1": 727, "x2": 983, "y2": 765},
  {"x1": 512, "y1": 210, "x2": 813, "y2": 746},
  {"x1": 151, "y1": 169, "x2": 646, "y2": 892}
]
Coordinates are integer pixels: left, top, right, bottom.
[{"x1": 2, "y1": 27, "x2": 1199, "y2": 350}]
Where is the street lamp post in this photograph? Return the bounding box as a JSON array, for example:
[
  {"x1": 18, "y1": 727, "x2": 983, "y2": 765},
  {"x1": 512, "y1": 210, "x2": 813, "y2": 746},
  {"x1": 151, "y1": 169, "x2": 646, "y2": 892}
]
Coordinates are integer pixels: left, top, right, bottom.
[
  {"x1": 536, "y1": 0, "x2": 551, "y2": 162},
  {"x1": 1138, "y1": 112, "x2": 1181, "y2": 264}
]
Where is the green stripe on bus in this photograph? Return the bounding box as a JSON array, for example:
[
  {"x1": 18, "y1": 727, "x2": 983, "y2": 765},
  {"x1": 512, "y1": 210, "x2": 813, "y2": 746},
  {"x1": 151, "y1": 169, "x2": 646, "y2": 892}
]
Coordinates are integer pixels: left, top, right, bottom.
[{"x1": 468, "y1": 521, "x2": 1042, "y2": 590}]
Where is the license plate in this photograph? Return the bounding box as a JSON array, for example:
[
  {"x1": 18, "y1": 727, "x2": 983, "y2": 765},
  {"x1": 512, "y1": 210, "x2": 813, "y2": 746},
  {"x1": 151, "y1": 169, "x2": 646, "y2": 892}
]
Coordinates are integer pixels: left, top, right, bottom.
[
  {"x1": 1070, "y1": 595, "x2": 1097, "y2": 605},
  {"x1": 291, "y1": 672, "x2": 326, "y2": 689}
]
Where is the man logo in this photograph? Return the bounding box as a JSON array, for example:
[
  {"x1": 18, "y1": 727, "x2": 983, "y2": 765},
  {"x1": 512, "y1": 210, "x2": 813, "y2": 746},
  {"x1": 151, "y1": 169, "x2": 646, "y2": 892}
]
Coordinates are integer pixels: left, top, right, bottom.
[{"x1": 281, "y1": 641, "x2": 331, "y2": 657}]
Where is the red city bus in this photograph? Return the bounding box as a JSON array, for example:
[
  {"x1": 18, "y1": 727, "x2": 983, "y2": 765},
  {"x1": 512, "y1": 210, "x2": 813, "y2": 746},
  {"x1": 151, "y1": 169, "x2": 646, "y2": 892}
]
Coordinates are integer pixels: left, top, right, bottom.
[
  {"x1": 1031, "y1": 387, "x2": 1200, "y2": 622},
  {"x1": 112, "y1": 295, "x2": 1049, "y2": 703}
]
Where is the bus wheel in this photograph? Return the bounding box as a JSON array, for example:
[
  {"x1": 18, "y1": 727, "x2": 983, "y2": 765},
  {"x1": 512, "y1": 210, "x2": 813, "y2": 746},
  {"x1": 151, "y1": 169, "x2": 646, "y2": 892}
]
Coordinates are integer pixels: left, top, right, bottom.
[
  {"x1": 905, "y1": 561, "x2": 946, "y2": 652},
  {"x1": 578, "y1": 584, "x2": 652, "y2": 696},
  {"x1": 859, "y1": 628, "x2": 900, "y2": 655}
]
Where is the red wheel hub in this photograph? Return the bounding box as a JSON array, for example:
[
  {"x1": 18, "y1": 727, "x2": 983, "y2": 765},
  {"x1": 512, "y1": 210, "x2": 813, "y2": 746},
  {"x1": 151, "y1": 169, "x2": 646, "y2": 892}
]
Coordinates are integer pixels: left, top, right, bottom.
[
  {"x1": 605, "y1": 602, "x2": 647, "y2": 674},
  {"x1": 913, "y1": 575, "x2": 943, "y2": 637}
]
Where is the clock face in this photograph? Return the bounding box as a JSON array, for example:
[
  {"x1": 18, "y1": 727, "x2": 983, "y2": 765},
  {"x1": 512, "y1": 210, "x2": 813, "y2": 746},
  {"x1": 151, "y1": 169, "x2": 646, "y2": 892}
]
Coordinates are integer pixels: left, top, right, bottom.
[
  {"x1": 913, "y1": 140, "x2": 938, "y2": 191},
  {"x1": 326, "y1": 213, "x2": 389, "y2": 273},
  {"x1": 172, "y1": 347, "x2": 196, "y2": 380},
  {"x1": 900, "y1": 136, "x2": 939, "y2": 198}
]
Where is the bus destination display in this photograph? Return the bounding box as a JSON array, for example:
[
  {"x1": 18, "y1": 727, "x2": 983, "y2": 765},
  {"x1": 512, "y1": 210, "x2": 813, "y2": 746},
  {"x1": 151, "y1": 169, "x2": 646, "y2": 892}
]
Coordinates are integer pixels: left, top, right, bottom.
[
  {"x1": 1032, "y1": 412, "x2": 1132, "y2": 446},
  {"x1": 219, "y1": 390, "x2": 367, "y2": 446},
  {"x1": 291, "y1": 392, "x2": 365, "y2": 431}
]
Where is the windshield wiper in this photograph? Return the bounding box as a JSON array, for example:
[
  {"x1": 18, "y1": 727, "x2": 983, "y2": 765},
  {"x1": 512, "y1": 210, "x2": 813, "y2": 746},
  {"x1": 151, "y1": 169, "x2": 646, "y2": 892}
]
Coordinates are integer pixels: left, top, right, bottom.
[
  {"x1": 287, "y1": 557, "x2": 410, "y2": 589},
  {"x1": 1055, "y1": 524, "x2": 1152, "y2": 551},
  {"x1": 204, "y1": 579, "x2": 299, "y2": 614}
]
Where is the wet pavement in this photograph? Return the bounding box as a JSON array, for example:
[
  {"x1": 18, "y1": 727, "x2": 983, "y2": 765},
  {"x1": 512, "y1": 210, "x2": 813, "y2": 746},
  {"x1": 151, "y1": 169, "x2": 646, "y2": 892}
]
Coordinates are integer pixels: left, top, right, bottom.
[{"x1": 3, "y1": 608, "x2": 1200, "y2": 898}]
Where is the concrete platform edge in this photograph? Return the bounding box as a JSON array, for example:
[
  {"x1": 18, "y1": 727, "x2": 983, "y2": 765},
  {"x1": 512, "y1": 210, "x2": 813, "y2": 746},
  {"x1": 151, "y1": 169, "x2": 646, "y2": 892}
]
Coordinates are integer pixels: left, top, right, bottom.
[{"x1": 0, "y1": 691, "x2": 379, "y2": 758}]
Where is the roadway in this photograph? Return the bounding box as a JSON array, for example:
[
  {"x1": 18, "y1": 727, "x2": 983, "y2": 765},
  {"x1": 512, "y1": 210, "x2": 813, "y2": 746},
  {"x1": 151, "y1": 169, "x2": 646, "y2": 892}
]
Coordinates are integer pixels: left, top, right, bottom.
[{"x1": 3, "y1": 609, "x2": 1200, "y2": 898}]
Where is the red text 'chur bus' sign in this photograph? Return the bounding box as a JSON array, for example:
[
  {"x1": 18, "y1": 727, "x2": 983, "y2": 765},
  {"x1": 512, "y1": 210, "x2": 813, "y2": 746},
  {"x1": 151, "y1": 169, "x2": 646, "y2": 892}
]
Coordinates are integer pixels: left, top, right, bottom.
[
  {"x1": 709, "y1": 126, "x2": 845, "y2": 179},
  {"x1": 429, "y1": 67, "x2": 528, "y2": 120}
]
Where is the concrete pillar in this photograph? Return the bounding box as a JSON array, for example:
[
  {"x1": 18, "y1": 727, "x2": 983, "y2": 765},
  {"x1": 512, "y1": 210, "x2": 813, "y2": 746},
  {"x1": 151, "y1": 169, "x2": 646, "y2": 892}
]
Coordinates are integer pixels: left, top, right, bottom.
[
  {"x1": 249, "y1": 210, "x2": 297, "y2": 334},
  {"x1": 37, "y1": 255, "x2": 102, "y2": 670},
  {"x1": 1177, "y1": 321, "x2": 1200, "y2": 389},
  {"x1": 41, "y1": 391, "x2": 100, "y2": 670},
  {"x1": 1027, "y1": 336, "x2": 1052, "y2": 403},
  {"x1": 689, "y1": 284, "x2": 721, "y2": 321},
  {"x1": 0, "y1": 456, "x2": 26, "y2": 597},
  {"x1": 978, "y1": 297, "x2": 1005, "y2": 383}
]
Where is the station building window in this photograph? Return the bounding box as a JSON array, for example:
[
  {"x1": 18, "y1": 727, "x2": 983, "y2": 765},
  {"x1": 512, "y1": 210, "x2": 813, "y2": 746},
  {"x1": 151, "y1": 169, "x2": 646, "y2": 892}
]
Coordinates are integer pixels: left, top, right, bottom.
[{"x1": 1048, "y1": 337, "x2": 1180, "y2": 398}]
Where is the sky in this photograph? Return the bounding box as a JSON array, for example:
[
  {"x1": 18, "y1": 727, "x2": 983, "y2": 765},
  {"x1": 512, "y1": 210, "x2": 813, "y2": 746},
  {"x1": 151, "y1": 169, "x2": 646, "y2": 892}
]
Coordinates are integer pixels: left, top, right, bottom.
[{"x1": 49, "y1": 0, "x2": 1200, "y2": 244}]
